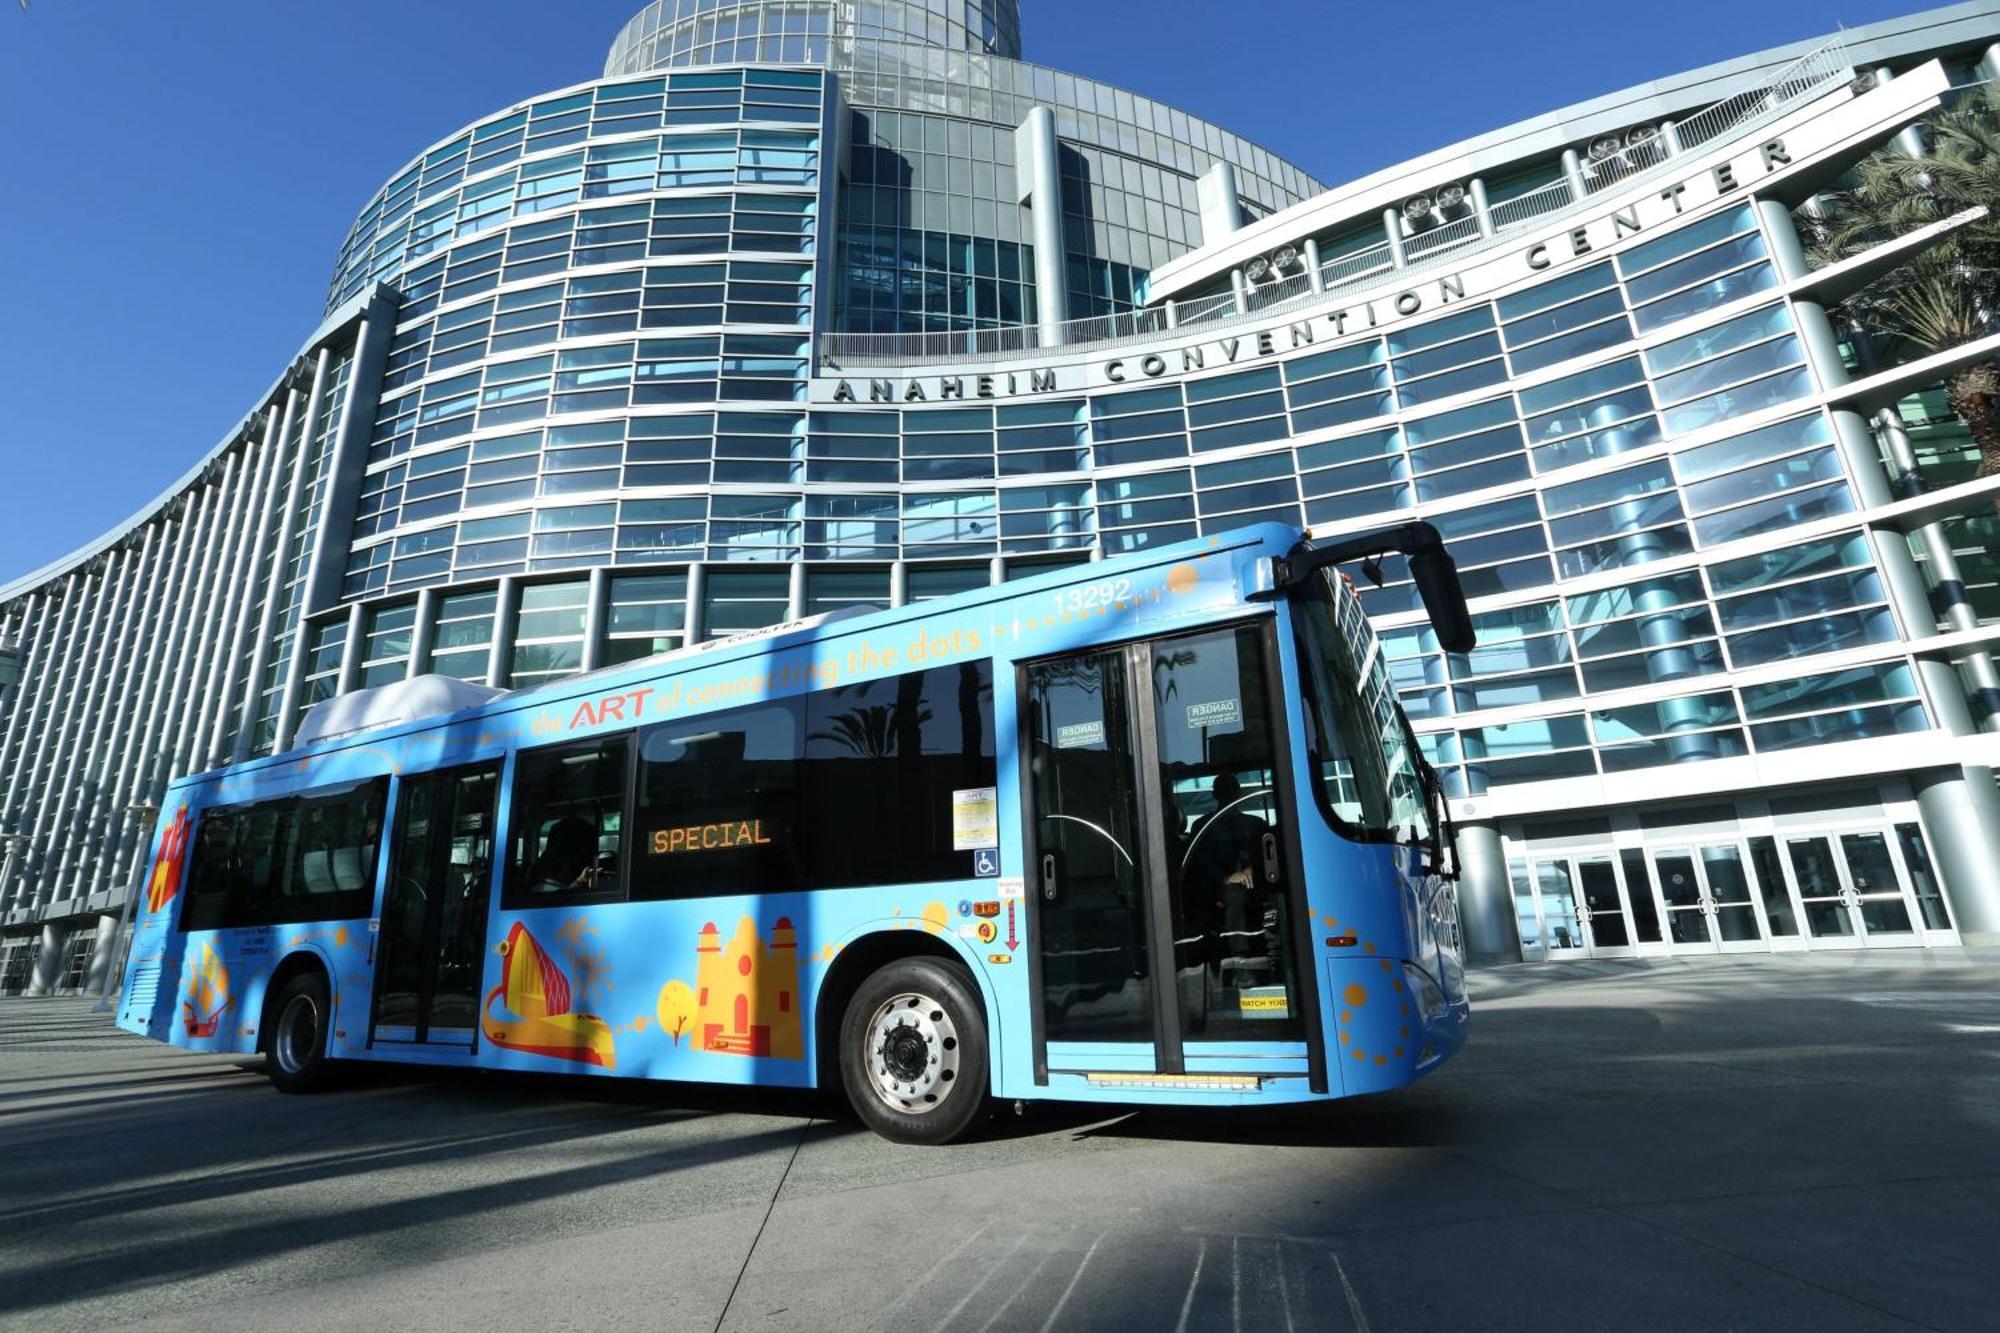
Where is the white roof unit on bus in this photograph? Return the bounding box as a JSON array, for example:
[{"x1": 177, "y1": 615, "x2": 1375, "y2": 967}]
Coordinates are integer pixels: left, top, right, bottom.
[
  {"x1": 687, "y1": 603, "x2": 881, "y2": 654},
  {"x1": 294, "y1": 673, "x2": 507, "y2": 748}
]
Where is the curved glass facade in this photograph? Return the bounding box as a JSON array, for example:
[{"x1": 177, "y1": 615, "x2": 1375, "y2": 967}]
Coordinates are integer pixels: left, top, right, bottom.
[
  {"x1": 5, "y1": 0, "x2": 2000, "y2": 996},
  {"x1": 606, "y1": 0, "x2": 1025, "y2": 68}
]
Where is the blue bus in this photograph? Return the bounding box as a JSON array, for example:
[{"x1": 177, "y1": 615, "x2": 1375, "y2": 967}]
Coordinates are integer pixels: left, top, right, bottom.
[{"x1": 117, "y1": 522, "x2": 1476, "y2": 1144}]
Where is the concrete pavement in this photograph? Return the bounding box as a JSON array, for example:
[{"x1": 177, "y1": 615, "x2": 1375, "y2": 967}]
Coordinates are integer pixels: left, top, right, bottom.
[{"x1": 2, "y1": 956, "x2": 1997, "y2": 1331}]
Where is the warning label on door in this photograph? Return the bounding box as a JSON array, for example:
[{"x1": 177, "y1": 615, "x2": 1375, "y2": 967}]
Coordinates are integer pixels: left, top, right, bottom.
[
  {"x1": 1056, "y1": 719, "x2": 1104, "y2": 749},
  {"x1": 1186, "y1": 698, "x2": 1241, "y2": 730}
]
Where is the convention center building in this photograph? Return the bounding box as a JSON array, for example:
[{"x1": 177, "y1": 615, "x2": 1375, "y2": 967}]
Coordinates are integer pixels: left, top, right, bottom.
[{"x1": 5, "y1": 0, "x2": 2000, "y2": 992}]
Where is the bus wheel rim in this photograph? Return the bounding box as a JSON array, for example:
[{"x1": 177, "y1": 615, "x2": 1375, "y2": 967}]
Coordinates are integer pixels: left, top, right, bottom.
[
  {"x1": 277, "y1": 993, "x2": 320, "y2": 1075},
  {"x1": 864, "y1": 990, "x2": 959, "y2": 1115}
]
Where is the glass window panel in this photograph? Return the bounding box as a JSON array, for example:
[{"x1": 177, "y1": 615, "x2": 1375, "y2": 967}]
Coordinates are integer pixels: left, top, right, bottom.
[
  {"x1": 1632, "y1": 263, "x2": 1777, "y2": 332},
  {"x1": 1646, "y1": 304, "x2": 1794, "y2": 378},
  {"x1": 1616, "y1": 203, "x2": 1756, "y2": 279},
  {"x1": 504, "y1": 737, "x2": 628, "y2": 906}
]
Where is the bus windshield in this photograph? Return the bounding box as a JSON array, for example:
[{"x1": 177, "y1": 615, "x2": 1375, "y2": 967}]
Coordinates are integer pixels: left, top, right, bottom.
[{"x1": 1295, "y1": 571, "x2": 1431, "y2": 845}]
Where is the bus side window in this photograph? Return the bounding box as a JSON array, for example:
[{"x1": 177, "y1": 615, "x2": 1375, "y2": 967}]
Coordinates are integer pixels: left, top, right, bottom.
[
  {"x1": 624, "y1": 659, "x2": 998, "y2": 901},
  {"x1": 178, "y1": 780, "x2": 386, "y2": 930},
  {"x1": 504, "y1": 735, "x2": 631, "y2": 908},
  {"x1": 284, "y1": 784, "x2": 385, "y2": 916},
  {"x1": 180, "y1": 809, "x2": 240, "y2": 933},
  {"x1": 631, "y1": 700, "x2": 804, "y2": 901},
  {"x1": 801, "y1": 660, "x2": 996, "y2": 891}
]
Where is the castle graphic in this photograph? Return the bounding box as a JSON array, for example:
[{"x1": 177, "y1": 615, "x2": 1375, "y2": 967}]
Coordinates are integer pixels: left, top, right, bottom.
[{"x1": 695, "y1": 916, "x2": 802, "y2": 1058}]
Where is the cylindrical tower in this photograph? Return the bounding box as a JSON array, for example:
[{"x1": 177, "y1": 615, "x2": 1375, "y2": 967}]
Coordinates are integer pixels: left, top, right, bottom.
[{"x1": 606, "y1": 0, "x2": 1024, "y2": 75}]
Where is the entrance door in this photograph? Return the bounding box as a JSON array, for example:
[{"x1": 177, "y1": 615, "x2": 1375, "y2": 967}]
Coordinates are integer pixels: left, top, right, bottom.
[
  {"x1": 1653, "y1": 849, "x2": 1711, "y2": 949},
  {"x1": 372, "y1": 762, "x2": 501, "y2": 1048},
  {"x1": 1783, "y1": 831, "x2": 1920, "y2": 947},
  {"x1": 1534, "y1": 862, "x2": 1588, "y2": 956},
  {"x1": 1024, "y1": 622, "x2": 1310, "y2": 1079},
  {"x1": 1575, "y1": 856, "x2": 1634, "y2": 956},
  {"x1": 1696, "y1": 843, "x2": 1767, "y2": 952},
  {"x1": 1652, "y1": 844, "x2": 1767, "y2": 954}
]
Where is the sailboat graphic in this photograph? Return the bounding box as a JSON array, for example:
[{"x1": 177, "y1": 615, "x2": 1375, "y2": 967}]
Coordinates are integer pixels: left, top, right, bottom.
[
  {"x1": 482, "y1": 922, "x2": 617, "y2": 1069},
  {"x1": 182, "y1": 943, "x2": 229, "y2": 1039}
]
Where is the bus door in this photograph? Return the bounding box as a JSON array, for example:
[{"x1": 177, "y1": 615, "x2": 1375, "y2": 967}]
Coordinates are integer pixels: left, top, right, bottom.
[
  {"x1": 371, "y1": 762, "x2": 501, "y2": 1050},
  {"x1": 1024, "y1": 621, "x2": 1316, "y2": 1082}
]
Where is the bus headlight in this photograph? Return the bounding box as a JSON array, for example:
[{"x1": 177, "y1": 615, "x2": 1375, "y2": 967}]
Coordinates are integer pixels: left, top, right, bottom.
[{"x1": 1403, "y1": 962, "x2": 1448, "y2": 1027}]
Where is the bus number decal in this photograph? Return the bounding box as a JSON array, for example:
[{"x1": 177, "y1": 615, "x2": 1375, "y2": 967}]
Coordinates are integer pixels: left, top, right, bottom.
[{"x1": 1052, "y1": 578, "x2": 1133, "y2": 615}]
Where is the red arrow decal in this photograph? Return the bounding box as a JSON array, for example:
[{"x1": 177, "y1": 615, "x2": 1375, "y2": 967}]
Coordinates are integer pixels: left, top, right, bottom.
[{"x1": 1005, "y1": 902, "x2": 1019, "y2": 951}]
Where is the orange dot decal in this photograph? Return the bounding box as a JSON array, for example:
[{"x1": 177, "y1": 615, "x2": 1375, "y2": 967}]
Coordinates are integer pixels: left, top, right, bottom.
[
  {"x1": 1343, "y1": 983, "x2": 1367, "y2": 1007},
  {"x1": 1165, "y1": 564, "x2": 1199, "y2": 595}
]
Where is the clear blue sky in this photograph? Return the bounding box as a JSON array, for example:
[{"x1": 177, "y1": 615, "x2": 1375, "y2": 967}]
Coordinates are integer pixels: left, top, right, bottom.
[{"x1": 0, "y1": 0, "x2": 1926, "y2": 583}]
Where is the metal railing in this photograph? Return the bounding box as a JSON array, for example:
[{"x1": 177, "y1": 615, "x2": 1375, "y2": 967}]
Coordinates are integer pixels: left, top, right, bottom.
[{"x1": 819, "y1": 36, "x2": 1852, "y2": 369}]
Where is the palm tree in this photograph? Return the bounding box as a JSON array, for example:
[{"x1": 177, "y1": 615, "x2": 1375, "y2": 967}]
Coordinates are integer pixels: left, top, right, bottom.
[
  {"x1": 809, "y1": 702, "x2": 915, "y2": 759},
  {"x1": 1803, "y1": 84, "x2": 2000, "y2": 499}
]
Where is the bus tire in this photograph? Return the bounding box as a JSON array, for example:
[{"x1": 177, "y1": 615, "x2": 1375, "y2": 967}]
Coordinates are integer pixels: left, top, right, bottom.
[
  {"x1": 266, "y1": 970, "x2": 334, "y2": 1094},
  {"x1": 839, "y1": 957, "x2": 990, "y2": 1145}
]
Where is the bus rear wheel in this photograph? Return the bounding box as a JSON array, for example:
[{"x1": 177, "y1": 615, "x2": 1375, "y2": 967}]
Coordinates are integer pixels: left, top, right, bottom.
[
  {"x1": 266, "y1": 971, "x2": 334, "y2": 1094},
  {"x1": 839, "y1": 957, "x2": 990, "y2": 1145}
]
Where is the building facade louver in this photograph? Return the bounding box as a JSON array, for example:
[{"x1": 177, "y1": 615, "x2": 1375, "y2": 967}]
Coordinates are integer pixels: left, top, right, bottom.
[{"x1": 5, "y1": 0, "x2": 2000, "y2": 994}]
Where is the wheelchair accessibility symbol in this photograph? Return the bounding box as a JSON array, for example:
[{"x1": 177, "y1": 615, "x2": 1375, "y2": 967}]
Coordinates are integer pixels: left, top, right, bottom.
[{"x1": 972, "y1": 848, "x2": 1000, "y2": 878}]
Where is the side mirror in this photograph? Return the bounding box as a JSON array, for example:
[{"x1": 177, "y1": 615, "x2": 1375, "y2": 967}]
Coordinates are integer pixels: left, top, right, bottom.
[{"x1": 1410, "y1": 546, "x2": 1476, "y2": 655}]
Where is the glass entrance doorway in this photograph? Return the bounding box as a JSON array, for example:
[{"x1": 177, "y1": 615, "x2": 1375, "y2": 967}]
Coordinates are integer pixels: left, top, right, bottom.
[
  {"x1": 1511, "y1": 812, "x2": 1955, "y2": 961},
  {"x1": 1023, "y1": 622, "x2": 1310, "y2": 1076},
  {"x1": 1526, "y1": 854, "x2": 1639, "y2": 958},
  {"x1": 1649, "y1": 844, "x2": 1765, "y2": 954},
  {"x1": 1783, "y1": 831, "x2": 1922, "y2": 947}
]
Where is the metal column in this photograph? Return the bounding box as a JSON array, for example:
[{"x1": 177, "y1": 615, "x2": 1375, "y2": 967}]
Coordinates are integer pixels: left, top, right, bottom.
[
  {"x1": 683, "y1": 562, "x2": 712, "y2": 643},
  {"x1": 46, "y1": 545, "x2": 139, "y2": 898},
  {"x1": 80, "y1": 528, "x2": 165, "y2": 905},
  {"x1": 582, "y1": 568, "x2": 613, "y2": 672},
  {"x1": 1015, "y1": 106, "x2": 1071, "y2": 348},
  {"x1": 408, "y1": 587, "x2": 441, "y2": 678},
  {"x1": 1381, "y1": 208, "x2": 1407, "y2": 269},
  {"x1": 1452, "y1": 822, "x2": 1518, "y2": 964},
  {"x1": 236, "y1": 358, "x2": 329, "y2": 762},
  {"x1": 485, "y1": 579, "x2": 521, "y2": 689},
  {"x1": 203, "y1": 397, "x2": 295, "y2": 765}
]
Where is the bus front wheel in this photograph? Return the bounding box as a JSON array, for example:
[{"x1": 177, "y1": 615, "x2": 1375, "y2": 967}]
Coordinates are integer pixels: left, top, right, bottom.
[
  {"x1": 266, "y1": 971, "x2": 334, "y2": 1094},
  {"x1": 839, "y1": 957, "x2": 990, "y2": 1145}
]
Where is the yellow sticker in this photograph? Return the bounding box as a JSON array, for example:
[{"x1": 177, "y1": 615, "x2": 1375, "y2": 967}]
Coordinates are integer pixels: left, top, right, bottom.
[{"x1": 952, "y1": 787, "x2": 998, "y2": 851}]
